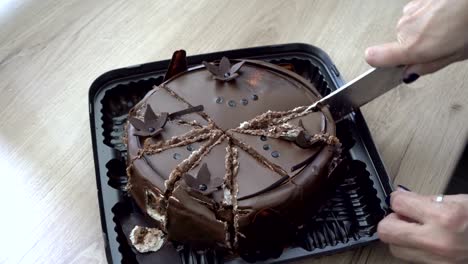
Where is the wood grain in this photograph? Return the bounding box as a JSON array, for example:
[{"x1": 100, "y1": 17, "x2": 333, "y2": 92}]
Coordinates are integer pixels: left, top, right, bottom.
[{"x1": 0, "y1": 0, "x2": 466, "y2": 263}]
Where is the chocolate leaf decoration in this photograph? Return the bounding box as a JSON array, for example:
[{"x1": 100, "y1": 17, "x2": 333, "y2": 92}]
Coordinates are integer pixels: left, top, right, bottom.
[
  {"x1": 129, "y1": 105, "x2": 168, "y2": 137},
  {"x1": 229, "y1": 61, "x2": 245, "y2": 75},
  {"x1": 203, "y1": 57, "x2": 245, "y2": 81},
  {"x1": 144, "y1": 105, "x2": 158, "y2": 123},
  {"x1": 219, "y1": 57, "x2": 231, "y2": 75},
  {"x1": 202, "y1": 61, "x2": 220, "y2": 76},
  {"x1": 278, "y1": 119, "x2": 325, "y2": 149},
  {"x1": 222, "y1": 73, "x2": 239, "y2": 81},
  {"x1": 197, "y1": 163, "x2": 211, "y2": 184},
  {"x1": 168, "y1": 105, "x2": 204, "y2": 119},
  {"x1": 164, "y1": 50, "x2": 188, "y2": 81},
  {"x1": 183, "y1": 173, "x2": 199, "y2": 189},
  {"x1": 157, "y1": 112, "x2": 169, "y2": 127},
  {"x1": 308, "y1": 138, "x2": 323, "y2": 148},
  {"x1": 294, "y1": 131, "x2": 323, "y2": 149},
  {"x1": 183, "y1": 163, "x2": 223, "y2": 195},
  {"x1": 295, "y1": 131, "x2": 311, "y2": 148},
  {"x1": 128, "y1": 116, "x2": 146, "y2": 131}
]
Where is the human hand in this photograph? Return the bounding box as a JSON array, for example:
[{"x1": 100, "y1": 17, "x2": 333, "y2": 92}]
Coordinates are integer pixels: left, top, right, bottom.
[
  {"x1": 378, "y1": 189, "x2": 468, "y2": 263},
  {"x1": 365, "y1": 0, "x2": 468, "y2": 83}
]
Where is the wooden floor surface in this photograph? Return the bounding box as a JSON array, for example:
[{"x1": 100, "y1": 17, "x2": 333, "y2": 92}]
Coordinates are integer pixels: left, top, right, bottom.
[{"x1": 1, "y1": 1, "x2": 467, "y2": 263}]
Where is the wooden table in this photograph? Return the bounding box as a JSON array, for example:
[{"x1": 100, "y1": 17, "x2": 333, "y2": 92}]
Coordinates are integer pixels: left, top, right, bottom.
[{"x1": 1, "y1": 1, "x2": 466, "y2": 263}]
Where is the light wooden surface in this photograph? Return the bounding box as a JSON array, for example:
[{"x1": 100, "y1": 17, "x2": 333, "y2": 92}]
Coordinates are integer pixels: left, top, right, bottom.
[{"x1": 1, "y1": 1, "x2": 467, "y2": 263}]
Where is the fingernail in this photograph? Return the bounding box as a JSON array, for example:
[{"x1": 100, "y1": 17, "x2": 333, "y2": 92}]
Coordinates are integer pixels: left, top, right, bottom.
[
  {"x1": 397, "y1": 184, "x2": 411, "y2": 192},
  {"x1": 403, "y1": 73, "x2": 419, "y2": 84}
]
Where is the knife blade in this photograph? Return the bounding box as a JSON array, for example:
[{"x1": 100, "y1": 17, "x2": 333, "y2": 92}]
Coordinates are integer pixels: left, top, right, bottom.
[{"x1": 306, "y1": 66, "x2": 405, "y2": 120}]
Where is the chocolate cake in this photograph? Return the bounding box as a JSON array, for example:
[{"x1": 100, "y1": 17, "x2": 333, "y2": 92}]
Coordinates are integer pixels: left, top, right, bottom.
[{"x1": 125, "y1": 50, "x2": 343, "y2": 261}]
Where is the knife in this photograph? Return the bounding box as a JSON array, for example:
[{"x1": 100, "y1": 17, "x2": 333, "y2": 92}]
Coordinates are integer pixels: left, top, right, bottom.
[{"x1": 306, "y1": 66, "x2": 405, "y2": 120}]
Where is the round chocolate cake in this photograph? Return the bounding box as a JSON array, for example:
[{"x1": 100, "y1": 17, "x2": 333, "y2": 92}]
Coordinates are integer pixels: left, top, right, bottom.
[{"x1": 125, "y1": 51, "x2": 342, "y2": 261}]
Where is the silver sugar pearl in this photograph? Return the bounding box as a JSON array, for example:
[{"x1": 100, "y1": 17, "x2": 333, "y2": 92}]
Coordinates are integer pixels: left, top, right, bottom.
[{"x1": 215, "y1": 96, "x2": 224, "y2": 104}]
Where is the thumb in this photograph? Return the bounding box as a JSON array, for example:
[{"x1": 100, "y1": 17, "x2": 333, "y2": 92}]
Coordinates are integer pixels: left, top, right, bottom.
[{"x1": 365, "y1": 42, "x2": 412, "y2": 67}]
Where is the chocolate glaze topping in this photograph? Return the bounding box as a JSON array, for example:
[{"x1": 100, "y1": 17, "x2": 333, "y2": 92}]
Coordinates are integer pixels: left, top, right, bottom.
[{"x1": 125, "y1": 55, "x2": 342, "y2": 259}]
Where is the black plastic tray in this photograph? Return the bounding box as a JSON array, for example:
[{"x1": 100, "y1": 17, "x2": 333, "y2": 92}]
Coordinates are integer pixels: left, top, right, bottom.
[{"x1": 89, "y1": 43, "x2": 393, "y2": 264}]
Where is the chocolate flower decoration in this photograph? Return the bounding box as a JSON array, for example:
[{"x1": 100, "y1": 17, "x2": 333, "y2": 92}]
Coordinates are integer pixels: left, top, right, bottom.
[
  {"x1": 281, "y1": 119, "x2": 323, "y2": 149},
  {"x1": 129, "y1": 105, "x2": 204, "y2": 137},
  {"x1": 295, "y1": 130, "x2": 324, "y2": 149},
  {"x1": 183, "y1": 163, "x2": 223, "y2": 195},
  {"x1": 129, "y1": 105, "x2": 168, "y2": 137},
  {"x1": 203, "y1": 57, "x2": 245, "y2": 81}
]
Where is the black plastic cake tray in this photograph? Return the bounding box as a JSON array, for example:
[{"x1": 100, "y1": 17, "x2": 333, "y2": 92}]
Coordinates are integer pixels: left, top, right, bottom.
[{"x1": 89, "y1": 43, "x2": 393, "y2": 264}]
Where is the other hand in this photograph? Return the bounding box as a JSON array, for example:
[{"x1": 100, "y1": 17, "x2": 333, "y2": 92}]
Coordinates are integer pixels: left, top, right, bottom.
[
  {"x1": 365, "y1": 0, "x2": 468, "y2": 83},
  {"x1": 378, "y1": 189, "x2": 468, "y2": 263}
]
